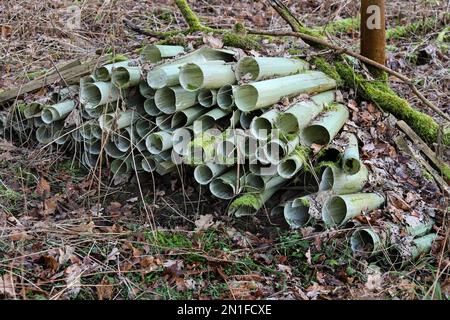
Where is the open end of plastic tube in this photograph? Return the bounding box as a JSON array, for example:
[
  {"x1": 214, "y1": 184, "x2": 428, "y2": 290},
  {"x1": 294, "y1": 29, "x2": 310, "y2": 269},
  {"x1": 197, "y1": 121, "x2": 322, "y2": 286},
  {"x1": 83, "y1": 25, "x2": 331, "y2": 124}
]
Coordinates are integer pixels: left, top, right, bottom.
[
  {"x1": 235, "y1": 57, "x2": 260, "y2": 81},
  {"x1": 144, "y1": 99, "x2": 161, "y2": 116},
  {"x1": 198, "y1": 89, "x2": 215, "y2": 107},
  {"x1": 112, "y1": 67, "x2": 131, "y2": 88},
  {"x1": 84, "y1": 84, "x2": 102, "y2": 107},
  {"x1": 111, "y1": 159, "x2": 129, "y2": 175},
  {"x1": 155, "y1": 87, "x2": 176, "y2": 114},
  {"x1": 105, "y1": 140, "x2": 127, "y2": 158},
  {"x1": 41, "y1": 109, "x2": 54, "y2": 124},
  {"x1": 139, "y1": 82, "x2": 156, "y2": 98},
  {"x1": 195, "y1": 116, "x2": 215, "y2": 132},
  {"x1": 147, "y1": 69, "x2": 169, "y2": 89},
  {"x1": 179, "y1": 64, "x2": 204, "y2": 91},
  {"x1": 36, "y1": 126, "x2": 53, "y2": 144},
  {"x1": 209, "y1": 180, "x2": 235, "y2": 199},
  {"x1": 94, "y1": 67, "x2": 110, "y2": 81},
  {"x1": 171, "y1": 112, "x2": 188, "y2": 129},
  {"x1": 344, "y1": 158, "x2": 361, "y2": 175},
  {"x1": 265, "y1": 141, "x2": 284, "y2": 163},
  {"x1": 322, "y1": 196, "x2": 347, "y2": 226},
  {"x1": 284, "y1": 202, "x2": 309, "y2": 228},
  {"x1": 82, "y1": 152, "x2": 99, "y2": 168},
  {"x1": 302, "y1": 125, "x2": 330, "y2": 146},
  {"x1": 245, "y1": 174, "x2": 264, "y2": 191},
  {"x1": 116, "y1": 133, "x2": 131, "y2": 152},
  {"x1": 350, "y1": 229, "x2": 376, "y2": 256},
  {"x1": 194, "y1": 165, "x2": 214, "y2": 185},
  {"x1": 146, "y1": 134, "x2": 164, "y2": 154},
  {"x1": 217, "y1": 85, "x2": 234, "y2": 110},
  {"x1": 319, "y1": 167, "x2": 334, "y2": 191},
  {"x1": 142, "y1": 46, "x2": 162, "y2": 63},
  {"x1": 234, "y1": 85, "x2": 258, "y2": 112},
  {"x1": 250, "y1": 117, "x2": 272, "y2": 140},
  {"x1": 233, "y1": 206, "x2": 256, "y2": 217},
  {"x1": 278, "y1": 158, "x2": 301, "y2": 179},
  {"x1": 156, "y1": 114, "x2": 172, "y2": 130},
  {"x1": 275, "y1": 113, "x2": 298, "y2": 134},
  {"x1": 141, "y1": 157, "x2": 157, "y2": 172}
]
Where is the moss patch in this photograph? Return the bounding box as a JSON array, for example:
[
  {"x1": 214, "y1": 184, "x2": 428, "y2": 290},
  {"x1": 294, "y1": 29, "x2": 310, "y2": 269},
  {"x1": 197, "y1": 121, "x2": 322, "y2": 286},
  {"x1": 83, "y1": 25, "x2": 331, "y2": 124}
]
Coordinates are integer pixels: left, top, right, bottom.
[
  {"x1": 230, "y1": 193, "x2": 261, "y2": 210},
  {"x1": 313, "y1": 57, "x2": 344, "y2": 86},
  {"x1": 223, "y1": 32, "x2": 261, "y2": 51}
]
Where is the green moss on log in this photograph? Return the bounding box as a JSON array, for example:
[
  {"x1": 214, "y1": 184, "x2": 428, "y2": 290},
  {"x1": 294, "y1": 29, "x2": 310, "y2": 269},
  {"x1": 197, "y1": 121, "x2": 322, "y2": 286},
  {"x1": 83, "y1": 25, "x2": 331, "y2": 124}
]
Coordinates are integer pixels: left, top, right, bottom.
[
  {"x1": 230, "y1": 193, "x2": 261, "y2": 210},
  {"x1": 335, "y1": 62, "x2": 450, "y2": 146},
  {"x1": 223, "y1": 32, "x2": 261, "y2": 50},
  {"x1": 313, "y1": 57, "x2": 344, "y2": 86},
  {"x1": 174, "y1": 0, "x2": 205, "y2": 31}
]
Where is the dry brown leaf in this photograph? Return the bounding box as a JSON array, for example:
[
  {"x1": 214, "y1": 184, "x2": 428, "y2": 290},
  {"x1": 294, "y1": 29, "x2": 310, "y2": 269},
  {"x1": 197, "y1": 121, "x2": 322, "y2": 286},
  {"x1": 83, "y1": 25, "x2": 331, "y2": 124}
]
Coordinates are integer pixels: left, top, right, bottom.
[
  {"x1": 97, "y1": 277, "x2": 113, "y2": 300},
  {"x1": 36, "y1": 177, "x2": 51, "y2": 196},
  {"x1": 202, "y1": 34, "x2": 223, "y2": 49},
  {"x1": 194, "y1": 214, "x2": 214, "y2": 232},
  {"x1": 43, "y1": 196, "x2": 58, "y2": 215}
]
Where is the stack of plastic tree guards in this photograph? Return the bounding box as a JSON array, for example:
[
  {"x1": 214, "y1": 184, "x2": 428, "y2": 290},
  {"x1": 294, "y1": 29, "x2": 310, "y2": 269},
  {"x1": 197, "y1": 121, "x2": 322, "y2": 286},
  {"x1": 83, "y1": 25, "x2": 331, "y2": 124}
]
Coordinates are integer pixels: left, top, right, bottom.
[{"x1": 2, "y1": 45, "x2": 436, "y2": 265}]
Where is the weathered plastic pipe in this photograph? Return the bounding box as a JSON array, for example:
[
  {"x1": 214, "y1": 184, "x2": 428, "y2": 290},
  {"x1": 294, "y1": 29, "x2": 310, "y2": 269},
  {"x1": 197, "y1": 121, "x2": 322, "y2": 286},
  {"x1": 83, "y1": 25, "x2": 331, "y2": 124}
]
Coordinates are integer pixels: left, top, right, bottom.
[
  {"x1": 217, "y1": 85, "x2": 235, "y2": 110},
  {"x1": 82, "y1": 152, "x2": 100, "y2": 169},
  {"x1": 139, "y1": 81, "x2": 156, "y2": 98},
  {"x1": 301, "y1": 104, "x2": 349, "y2": 146},
  {"x1": 140, "y1": 45, "x2": 184, "y2": 63},
  {"x1": 233, "y1": 71, "x2": 336, "y2": 112},
  {"x1": 209, "y1": 169, "x2": 244, "y2": 200},
  {"x1": 284, "y1": 196, "x2": 312, "y2": 229},
  {"x1": 198, "y1": 89, "x2": 217, "y2": 108},
  {"x1": 147, "y1": 64, "x2": 183, "y2": 89},
  {"x1": 235, "y1": 56, "x2": 309, "y2": 81},
  {"x1": 135, "y1": 119, "x2": 153, "y2": 138},
  {"x1": 322, "y1": 193, "x2": 385, "y2": 227},
  {"x1": 229, "y1": 186, "x2": 280, "y2": 217},
  {"x1": 84, "y1": 139, "x2": 101, "y2": 155},
  {"x1": 80, "y1": 121, "x2": 102, "y2": 140},
  {"x1": 115, "y1": 128, "x2": 132, "y2": 153},
  {"x1": 194, "y1": 108, "x2": 230, "y2": 133},
  {"x1": 263, "y1": 135, "x2": 300, "y2": 164},
  {"x1": 41, "y1": 100, "x2": 75, "y2": 124},
  {"x1": 111, "y1": 66, "x2": 141, "y2": 89},
  {"x1": 171, "y1": 105, "x2": 208, "y2": 129},
  {"x1": 155, "y1": 114, "x2": 173, "y2": 130},
  {"x1": 319, "y1": 162, "x2": 368, "y2": 194},
  {"x1": 83, "y1": 82, "x2": 119, "y2": 108},
  {"x1": 105, "y1": 137, "x2": 128, "y2": 159},
  {"x1": 179, "y1": 62, "x2": 236, "y2": 92},
  {"x1": 277, "y1": 147, "x2": 307, "y2": 179},
  {"x1": 111, "y1": 157, "x2": 132, "y2": 175},
  {"x1": 143, "y1": 98, "x2": 162, "y2": 117},
  {"x1": 156, "y1": 161, "x2": 176, "y2": 175},
  {"x1": 145, "y1": 131, "x2": 173, "y2": 154},
  {"x1": 36, "y1": 124, "x2": 62, "y2": 144},
  {"x1": 245, "y1": 174, "x2": 286, "y2": 192},
  {"x1": 141, "y1": 155, "x2": 157, "y2": 172},
  {"x1": 274, "y1": 91, "x2": 335, "y2": 134},
  {"x1": 193, "y1": 163, "x2": 227, "y2": 185},
  {"x1": 24, "y1": 102, "x2": 45, "y2": 119},
  {"x1": 94, "y1": 60, "x2": 130, "y2": 81},
  {"x1": 249, "y1": 109, "x2": 278, "y2": 140},
  {"x1": 99, "y1": 110, "x2": 136, "y2": 131},
  {"x1": 350, "y1": 228, "x2": 383, "y2": 256},
  {"x1": 154, "y1": 86, "x2": 198, "y2": 114},
  {"x1": 342, "y1": 133, "x2": 361, "y2": 175}
]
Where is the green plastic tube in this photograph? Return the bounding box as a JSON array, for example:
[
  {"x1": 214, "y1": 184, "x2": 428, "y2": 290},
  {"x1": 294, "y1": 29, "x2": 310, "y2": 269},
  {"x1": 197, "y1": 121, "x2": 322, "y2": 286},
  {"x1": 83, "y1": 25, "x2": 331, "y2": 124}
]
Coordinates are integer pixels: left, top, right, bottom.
[
  {"x1": 249, "y1": 109, "x2": 278, "y2": 140},
  {"x1": 235, "y1": 56, "x2": 309, "y2": 81},
  {"x1": 94, "y1": 60, "x2": 130, "y2": 81},
  {"x1": 245, "y1": 174, "x2": 286, "y2": 192},
  {"x1": 145, "y1": 131, "x2": 173, "y2": 154},
  {"x1": 284, "y1": 196, "x2": 313, "y2": 229},
  {"x1": 209, "y1": 168, "x2": 244, "y2": 200},
  {"x1": 229, "y1": 186, "x2": 280, "y2": 217},
  {"x1": 154, "y1": 86, "x2": 198, "y2": 114},
  {"x1": 198, "y1": 88, "x2": 217, "y2": 107},
  {"x1": 194, "y1": 163, "x2": 227, "y2": 185},
  {"x1": 140, "y1": 45, "x2": 185, "y2": 63},
  {"x1": 41, "y1": 100, "x2": 76, "y2": 124},
  {"x1": 141, "y1": 155, "x2": 157, "y2": 172},
  {"x1": 322, "y1": 193, "x2": 385, "y2": 227},
  {"x1": 111, "y1": 66, "x2": 141, "y2": 89},
  {"x1": 274, "y1": 91, "x2": 335, "y2": 134},
  {"x1": 139, "y1": 81, "x2": 156, "y2": 98},
  {"x1": 277, "y1": 147, "x2": 306, "y2": 179},
  {"x1": 147, "y1": 64, "x2": 183, "y2": 89},
  {"x1": 171, "y1": 105, "x2": 208, "y2": 129},
  {"x1": 99, "y1": 110, "x2": 136, "y2": 131},
  {"x1": 179, "y1": 62, "x2": 236, "y2": 92},
  {"x1": 234, "y1": 71, "x2": 336, "y2": 112},
  {"x1": 217, "y1": 85, "x2": 235, "y2": 110},
  {"x1": 83, "y1": 81, "x2": 119, "y2": 108},
  {"x1": 301, "y1": 104, "x2": 349, "y2": 146},
  {"x1": 194, "y1": 108, "x2": 230, "y2": 133},
  {"x1": 111, "y1": 157, "x2": 132, "y2": 175},
  {"x1": 155, "y1": 114, "x2": 173, "y2": 130},
  {"x1": 143, "y1": 98, "x2": 161, "y2": 117},
  {"x1": 319, "y1": 162, "x2": 368, "y2": 194},
  {"x1": 263, "y1": 135, "x2": 300, "y2": 164},
  {"x1": 342, "y1": 133, "x2": 361, "y2": 175},
  {"x1": 350, "y1": 228, "x2": 384, "y2": 257}
]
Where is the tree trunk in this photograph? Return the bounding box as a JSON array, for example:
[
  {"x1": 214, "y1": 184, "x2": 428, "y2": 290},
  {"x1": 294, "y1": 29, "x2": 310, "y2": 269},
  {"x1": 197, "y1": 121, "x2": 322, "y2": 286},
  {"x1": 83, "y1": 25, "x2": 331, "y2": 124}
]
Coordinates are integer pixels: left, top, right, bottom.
[{"x1": 360, "y1": 0, "x2": 386, "y2": 65}]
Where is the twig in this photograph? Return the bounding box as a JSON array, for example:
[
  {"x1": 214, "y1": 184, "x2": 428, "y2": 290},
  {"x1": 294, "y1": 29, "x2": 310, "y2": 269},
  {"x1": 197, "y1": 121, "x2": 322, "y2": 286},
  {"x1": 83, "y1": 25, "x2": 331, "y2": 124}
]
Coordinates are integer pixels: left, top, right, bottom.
[{"x1": 122, "y1": 18, "x2": 166, "y2": 38}]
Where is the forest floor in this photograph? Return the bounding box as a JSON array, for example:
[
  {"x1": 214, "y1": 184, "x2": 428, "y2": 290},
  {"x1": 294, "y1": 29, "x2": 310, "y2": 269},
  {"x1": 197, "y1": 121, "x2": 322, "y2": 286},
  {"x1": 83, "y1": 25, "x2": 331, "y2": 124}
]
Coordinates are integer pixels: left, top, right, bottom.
[{"x1": 0, "y1": 0, "x2": 449, "y2": 300}]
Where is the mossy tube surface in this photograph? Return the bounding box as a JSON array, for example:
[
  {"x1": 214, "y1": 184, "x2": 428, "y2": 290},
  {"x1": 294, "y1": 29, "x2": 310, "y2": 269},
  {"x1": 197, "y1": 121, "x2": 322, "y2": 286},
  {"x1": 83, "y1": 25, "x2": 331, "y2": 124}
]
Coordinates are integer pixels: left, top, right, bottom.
[
  {"x1": 342, "y1": 133, "x2": 361, "y2": 174},
  {"x1": 229, "y1": 186, "x2": 280, "y2": 217},
  {"x1": 112, "y1": 66, "x2": 142, "y2": 89},
  {"x1": 145, "y1": 131, "x2": 173, "y2": 154},
  {"x1": 154, "y1": 86, "x2": 198, "y2": 114},
  {"x1": 235, "y1": 56, "x2": 309, "y2": 81},
  {"x1": 84, "y1": 81, "x2": 119, "y2": 108},
  {"x1": 274, "y1": 91, "x2": 335, "y2": 134},
  {"x1": 140, "y1": 45, "x2": 185, "y2": 63},
  {"x1": 234, "y1": 72, "x2": 336, "y2": 112},
  {"x1": 322, "y1": 193, "x2": 385, "y2": 227},
  {"x1": 302, "y1": 104, "x2": 349, "y2": 146},
  {"x1": 319, "y1": 162, "x2": 368, "y2": 194},
  {"x1": 41, "y1": 100, "x2": 75, "y2": 124},
  {"x1": 250, "y1": 109, "x2": 278, "y2": 140},
  {"x1": 179, "y1": 62, "x2": 236, "y2": 92},
  {"x1": 194, "y1": 163, "x2": 227, "y2": 185},
  {"x1": 94, "y1": 61, "x2": 130, "y2": 81},
  {"x1": 209, "y1": 168, "x2": 243, "y2": 200}
]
